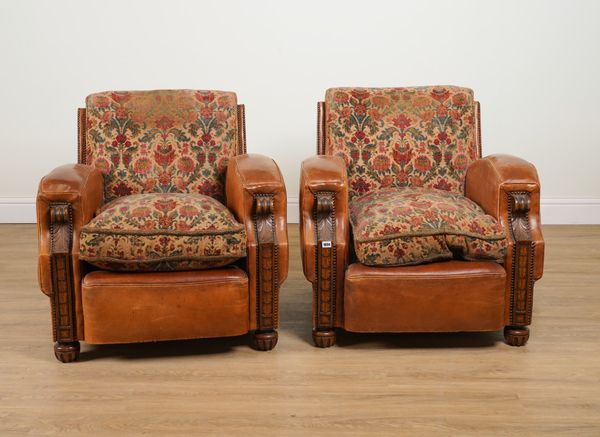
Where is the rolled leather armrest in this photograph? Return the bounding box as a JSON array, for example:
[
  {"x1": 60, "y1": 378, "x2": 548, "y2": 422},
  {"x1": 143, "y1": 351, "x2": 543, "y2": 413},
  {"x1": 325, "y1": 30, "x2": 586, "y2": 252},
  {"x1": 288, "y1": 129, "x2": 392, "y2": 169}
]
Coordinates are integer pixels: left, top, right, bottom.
[
  {"x1": 226, "y1": 154, "x2": 288, "y2": 330},
  {"x1": 299, "y1": 155, "x2": 350, "y2": 284},
  {"x1": 465, "y1": 154, "x2": 544, "y2": 279},
  {"x1": 37, "y1": 164, "x2": 104, "y2": 296}
]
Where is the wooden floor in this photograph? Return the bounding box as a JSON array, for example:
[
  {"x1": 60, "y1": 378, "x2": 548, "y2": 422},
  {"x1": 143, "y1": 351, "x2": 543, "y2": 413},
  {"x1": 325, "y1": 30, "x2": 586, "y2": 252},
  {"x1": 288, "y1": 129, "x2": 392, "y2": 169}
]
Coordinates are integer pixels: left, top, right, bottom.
[{"x1": 1, "y1": 224, "x2": 599, "y2": 435}]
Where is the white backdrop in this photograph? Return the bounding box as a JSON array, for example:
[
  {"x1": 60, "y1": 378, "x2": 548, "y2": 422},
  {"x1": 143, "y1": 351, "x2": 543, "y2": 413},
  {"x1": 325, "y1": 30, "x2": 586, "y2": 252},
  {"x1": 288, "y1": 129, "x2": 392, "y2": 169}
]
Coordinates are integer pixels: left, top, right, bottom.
[{"x1": 1, "y1": 0, "x2": 599, "y2": 223}]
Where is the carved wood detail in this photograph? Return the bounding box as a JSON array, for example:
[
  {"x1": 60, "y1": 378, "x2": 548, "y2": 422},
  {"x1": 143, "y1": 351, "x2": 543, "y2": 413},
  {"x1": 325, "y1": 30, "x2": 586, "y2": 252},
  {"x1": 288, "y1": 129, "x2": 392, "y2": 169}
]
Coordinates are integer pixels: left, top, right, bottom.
[
  {"x1": 313, "y1": 192, "x2": 336, "y2": 332},
  {"x1": 253, "y1": 330, "x2": 278, "y2": 351},
  {"x1": 504, "y1": 326, "x2": 530, "y2": 347},
  {"x1": 54, "y1": 341, "x2": 80, "y2": 363},
  {"x1": 236, "y1": 104, "x2": 247, "y2": 154},
  {"x1": 49, "y1": 202, "x2": 77, "y2": 344},
  {"x1": 317, "y1": 101, "x2": 326, "y2": 155},
  {"x1": 313, "y1": 330, "x2": 336, "y2": 348},
  {"x1": 474, "y1": 101, "x2": 482, "y2": 158},
  {"x1": 77, "y1": 108, "x2": 87, "y2": 164},
  {"x1": 253, "y1": 194, "x2": 279, "y2": 331},
  {"x1": 507, "y1": 192, "x2": 535, "y2": 327}
]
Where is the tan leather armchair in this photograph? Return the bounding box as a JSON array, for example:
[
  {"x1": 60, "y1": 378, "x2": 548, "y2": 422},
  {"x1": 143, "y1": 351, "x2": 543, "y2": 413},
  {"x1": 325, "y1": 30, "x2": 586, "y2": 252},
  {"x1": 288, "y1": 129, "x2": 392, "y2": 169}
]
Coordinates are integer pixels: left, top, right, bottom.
[
  {"x1": 300, "y1": 87, "x2": 544, "y2": 347},
  {"x1": 37, "y1": 90, "x2": 288, "y2": 362}
]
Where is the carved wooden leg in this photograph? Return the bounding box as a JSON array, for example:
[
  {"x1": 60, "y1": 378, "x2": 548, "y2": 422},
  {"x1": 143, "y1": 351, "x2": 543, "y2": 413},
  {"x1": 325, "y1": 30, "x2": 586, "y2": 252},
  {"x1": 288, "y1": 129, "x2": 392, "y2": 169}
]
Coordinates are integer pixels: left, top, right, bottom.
[
  {"x1": 54, "y1": 341, "x2": 80, "y2": 363},
  {"x1": 253, "y1": 195, "x2": 280, "y2": 351},
  {"x1": 506, "y1": 192, "x2": 535, "y2": 347},
  {"x1": 49, "y1": 203, "x2": 80, "y2": 362},
  {"x1": 313, "y1": 329, "x2": 336, "y2": 348},
  {"x1": 504, "y1": 326, "x2": 530, "y2": 346},
  {"x1": 253, "y1": 330, "x2": 278, "y2": 351},
  {"x1": 313, "y1": 192, "x2": 337, "y2": 348}
]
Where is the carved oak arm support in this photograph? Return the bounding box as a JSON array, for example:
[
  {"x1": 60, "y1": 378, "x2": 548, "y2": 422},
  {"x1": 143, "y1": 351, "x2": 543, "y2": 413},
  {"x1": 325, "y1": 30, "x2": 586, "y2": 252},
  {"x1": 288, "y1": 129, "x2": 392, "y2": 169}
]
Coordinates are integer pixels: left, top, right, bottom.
[
  {"x1": 466, "y1": 154, "x2": 544, "y2": 332},
  {"x1": 226, "y1": 154, "x2": 288, "y2": 340},
  {"x1": 299, "y1": 155, "x2": 349, "y2": 345},
  {"x1": 36, "y1": 164, "x2": 104, "y2": 350}
]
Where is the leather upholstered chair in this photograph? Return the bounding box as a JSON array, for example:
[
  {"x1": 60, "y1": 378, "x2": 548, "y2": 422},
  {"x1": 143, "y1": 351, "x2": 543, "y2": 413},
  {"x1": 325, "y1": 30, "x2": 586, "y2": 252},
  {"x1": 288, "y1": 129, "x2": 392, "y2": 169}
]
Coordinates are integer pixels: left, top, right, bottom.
[
  {"x1": 300, "y1": 86, "x2": 544, "y2": 348},
  {"x1": 37, "y1": 90, "x2": 288, "y2": 362}
]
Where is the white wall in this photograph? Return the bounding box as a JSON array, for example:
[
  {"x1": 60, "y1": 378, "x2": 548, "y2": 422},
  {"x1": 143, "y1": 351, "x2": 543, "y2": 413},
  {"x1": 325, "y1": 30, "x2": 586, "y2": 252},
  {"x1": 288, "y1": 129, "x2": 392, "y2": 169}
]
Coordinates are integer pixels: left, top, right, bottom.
[{"x1": 1, "y1": 0, "x2": 599, "y2": 223}]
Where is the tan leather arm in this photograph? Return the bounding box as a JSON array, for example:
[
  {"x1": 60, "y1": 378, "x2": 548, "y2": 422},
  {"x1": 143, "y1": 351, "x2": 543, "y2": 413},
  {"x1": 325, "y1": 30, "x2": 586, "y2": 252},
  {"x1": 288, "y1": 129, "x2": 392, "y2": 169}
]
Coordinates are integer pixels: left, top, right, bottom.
[
  {"x1": 466, "y1": 154, "x2": 544, "y2": 329},
  {"x1": 226, "y1": 154, "x2": 288, "y2": 331},
  {"x1": 466, "y1": 154, "x2": 544, "y2": 279},
  {"x1": 300, "y1": 155, "x2": 349, "y2": 330},
  {"x1": 37, "y1": 163, "x2": 104, "y2": 340}
]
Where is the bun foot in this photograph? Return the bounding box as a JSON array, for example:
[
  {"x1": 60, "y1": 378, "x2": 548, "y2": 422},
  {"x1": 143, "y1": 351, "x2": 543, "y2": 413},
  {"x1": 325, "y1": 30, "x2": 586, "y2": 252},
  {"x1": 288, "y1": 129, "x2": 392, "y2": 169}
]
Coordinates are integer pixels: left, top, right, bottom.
[
  {"x1": 313, "y1": 329, "x2": 336, "y2": 348},
  {"x1": 504, "y1": 326, "x2": 530, "y2": 346},
  {"x1": 54, "y1": 341, "x2": 80, "y2": 363},
  {"x1": 253, "y1": 330, "x2": 278, "y2": 351}
]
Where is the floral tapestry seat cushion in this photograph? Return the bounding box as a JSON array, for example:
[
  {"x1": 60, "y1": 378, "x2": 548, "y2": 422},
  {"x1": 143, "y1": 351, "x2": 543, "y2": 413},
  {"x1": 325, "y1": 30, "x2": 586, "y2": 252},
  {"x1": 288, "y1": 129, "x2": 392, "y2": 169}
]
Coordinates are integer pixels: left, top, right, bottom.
[
  {"x1": 79, "y1": 193, "x2": 247, "y2": 272},
  {"x1": 349, "y1": 187, "x2": 507, "y2": 267}
]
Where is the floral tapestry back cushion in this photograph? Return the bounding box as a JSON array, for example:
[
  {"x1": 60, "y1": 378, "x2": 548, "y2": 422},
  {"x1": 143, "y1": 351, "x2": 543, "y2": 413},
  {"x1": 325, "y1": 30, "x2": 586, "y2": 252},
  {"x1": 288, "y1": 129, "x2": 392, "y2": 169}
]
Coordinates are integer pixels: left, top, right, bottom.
[
  {"x1": 85, "y1": 89, "x2": 239, "y2": 203},
  {"x1": 325, "y1": 86, "x2": 478, "y2": 200}
]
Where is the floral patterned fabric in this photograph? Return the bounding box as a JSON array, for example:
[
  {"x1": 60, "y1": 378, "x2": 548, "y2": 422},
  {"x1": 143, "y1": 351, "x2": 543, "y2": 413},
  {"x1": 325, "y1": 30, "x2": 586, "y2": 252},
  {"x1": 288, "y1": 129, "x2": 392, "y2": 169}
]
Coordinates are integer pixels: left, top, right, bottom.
[
  {"x1": 325, "y1": 86, "x2": 478, "y2": 200},
  {"x1": 79, "y1": 193, "x2": 246, "y2": 271},
  {"x1": 349, "y1": 187, "x2": 507, "y2": 266},
  {"x1": 86, "y1": 90, "x2": 239, "y2": 203}
]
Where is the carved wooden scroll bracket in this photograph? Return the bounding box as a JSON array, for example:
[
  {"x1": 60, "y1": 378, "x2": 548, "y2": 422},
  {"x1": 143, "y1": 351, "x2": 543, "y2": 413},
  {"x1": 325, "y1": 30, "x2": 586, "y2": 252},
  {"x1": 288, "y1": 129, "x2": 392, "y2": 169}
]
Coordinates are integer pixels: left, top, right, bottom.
[
  {"x1": 49, "y1": 202, "x2": 77, "y2": 343},
  {"x1": 507, "y1": 192, "x2": 535, "y2": 326},
  {"x1": 314, "y1": 192, "x2": 336, "y2": 332},
  {"x1": 254, "y1": 194, "x2": 279, "y2": 331}
]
